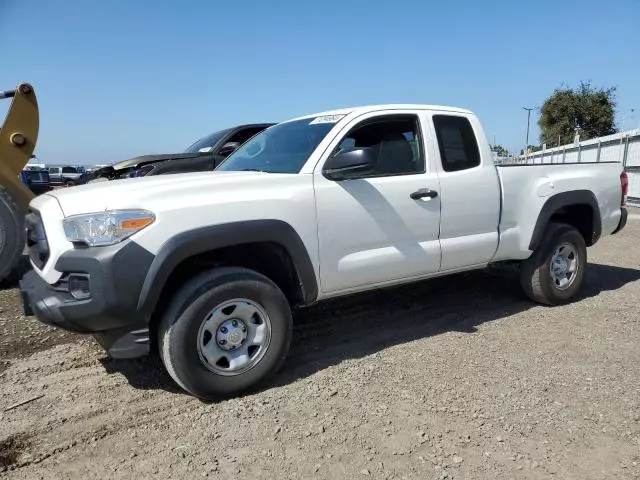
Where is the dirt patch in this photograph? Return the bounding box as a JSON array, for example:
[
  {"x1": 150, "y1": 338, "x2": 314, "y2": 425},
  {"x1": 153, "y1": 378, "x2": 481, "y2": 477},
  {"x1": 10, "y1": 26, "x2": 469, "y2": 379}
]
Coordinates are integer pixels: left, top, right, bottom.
[
  {"x1": 0, "y1": 256, "x2": 78, "y2": 374},
  {"x1": 0, "y1": 288, "x2": 77, "y2": 373},
  {"x1": 0, "y1": 433, "x2": 30, "y2": 469}
]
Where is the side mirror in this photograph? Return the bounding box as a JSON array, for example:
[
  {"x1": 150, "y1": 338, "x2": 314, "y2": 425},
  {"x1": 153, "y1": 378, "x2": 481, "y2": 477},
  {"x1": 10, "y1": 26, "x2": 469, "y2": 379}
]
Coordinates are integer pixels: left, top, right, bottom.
[
  {"x1": 218, "y1": 141, "x2": 241, "y2": 157},
  {"x1": 323, "y1": 147, "x2": 375, "y2": 181}
]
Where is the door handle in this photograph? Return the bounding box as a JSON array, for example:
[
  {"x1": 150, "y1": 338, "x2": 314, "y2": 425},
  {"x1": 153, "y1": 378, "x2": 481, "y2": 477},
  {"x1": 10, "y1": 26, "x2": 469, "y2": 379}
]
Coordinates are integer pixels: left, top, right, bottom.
[{"x1": 410, "y1": 188, "x2": 438, "y2": 200}]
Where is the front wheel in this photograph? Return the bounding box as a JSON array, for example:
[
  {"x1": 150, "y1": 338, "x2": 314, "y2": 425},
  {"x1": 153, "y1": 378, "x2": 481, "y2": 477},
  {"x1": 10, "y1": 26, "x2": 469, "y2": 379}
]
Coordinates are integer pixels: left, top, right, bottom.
[
  {"x1": 157, "y1": 267, "x2": 292, "y2": 400},
  {"x1": 520, "y1": 222, "x2": 587, "y2": 305}
]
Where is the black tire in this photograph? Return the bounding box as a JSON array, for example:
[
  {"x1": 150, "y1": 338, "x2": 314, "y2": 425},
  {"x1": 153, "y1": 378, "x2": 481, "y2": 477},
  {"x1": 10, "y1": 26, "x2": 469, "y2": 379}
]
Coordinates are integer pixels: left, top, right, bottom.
[
  {"x1": 157, "y1": 267, "x2": 292, "y2": 400},
  {"x1": 520, "y1": 222, "x2": 587, "y2": 305},
  {"x1": 0, "y1": 187, "x2": 25, "y2": 284}
]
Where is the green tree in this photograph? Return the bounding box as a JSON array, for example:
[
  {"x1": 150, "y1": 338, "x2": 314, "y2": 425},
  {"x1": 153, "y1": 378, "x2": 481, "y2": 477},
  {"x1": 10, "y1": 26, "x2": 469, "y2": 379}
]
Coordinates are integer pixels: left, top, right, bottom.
[
  {"x1": 538, "y1": 81, "x2": 617, "y2": 145},
  {"x1": 491, "y1": 144, "x2": 509, "y2": 157},
  {"x1": 520, "y1": 145, "x2": 543, "y2": 155}
]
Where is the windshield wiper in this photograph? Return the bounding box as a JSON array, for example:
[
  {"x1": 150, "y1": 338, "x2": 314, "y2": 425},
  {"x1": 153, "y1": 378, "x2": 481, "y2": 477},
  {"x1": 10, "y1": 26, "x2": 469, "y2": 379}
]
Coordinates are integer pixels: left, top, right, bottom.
[{"x1": 239, "y1": 168, "x2": 269, "y2": 172}]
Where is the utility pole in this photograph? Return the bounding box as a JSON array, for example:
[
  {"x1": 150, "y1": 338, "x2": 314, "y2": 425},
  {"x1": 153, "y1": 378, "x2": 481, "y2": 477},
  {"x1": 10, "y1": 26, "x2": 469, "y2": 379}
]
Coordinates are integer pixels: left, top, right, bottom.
[{"x1": 523, "y1": 107, "x2": 534, "y2": 154}]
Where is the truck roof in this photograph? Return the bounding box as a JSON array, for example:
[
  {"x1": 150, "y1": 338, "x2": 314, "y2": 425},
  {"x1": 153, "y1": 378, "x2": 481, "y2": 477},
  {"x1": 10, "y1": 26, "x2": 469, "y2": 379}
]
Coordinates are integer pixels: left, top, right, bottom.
[{"x1": 287, "y1": 104, "x2": 473, "y2": 122}]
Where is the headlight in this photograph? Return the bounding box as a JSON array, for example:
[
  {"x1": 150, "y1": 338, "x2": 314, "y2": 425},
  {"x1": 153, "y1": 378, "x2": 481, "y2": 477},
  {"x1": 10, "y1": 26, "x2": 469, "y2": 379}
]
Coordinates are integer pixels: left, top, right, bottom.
[{"x1": 63, "y1": 209, "x2": 155, "y2": 247}]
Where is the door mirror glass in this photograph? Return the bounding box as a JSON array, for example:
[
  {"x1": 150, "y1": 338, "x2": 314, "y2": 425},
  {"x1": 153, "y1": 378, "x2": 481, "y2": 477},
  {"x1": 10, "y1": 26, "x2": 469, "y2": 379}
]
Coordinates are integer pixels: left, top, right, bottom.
[{"x1": 323, "y1": 147, "x2": 375, "y2": 181}]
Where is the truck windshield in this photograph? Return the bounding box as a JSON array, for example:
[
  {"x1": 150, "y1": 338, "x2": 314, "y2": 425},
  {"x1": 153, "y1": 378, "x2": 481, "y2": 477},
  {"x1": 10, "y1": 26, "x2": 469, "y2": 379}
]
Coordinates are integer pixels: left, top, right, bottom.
[
  {"x1": 184, "y1": 129, "x2": 231, "y2": 153},
  {"x1": 216, "y1": 118, "x2": 338, "y2": 174}
]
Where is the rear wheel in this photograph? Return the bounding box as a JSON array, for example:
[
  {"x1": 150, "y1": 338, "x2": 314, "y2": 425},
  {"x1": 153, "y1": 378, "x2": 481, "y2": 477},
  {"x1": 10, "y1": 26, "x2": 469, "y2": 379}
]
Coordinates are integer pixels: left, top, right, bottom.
[
  {"x1": 520, "y1": 222, "x2": 587, "y2": 305},
  {"x1": 157, "y1": 267, "x2": 292, "y2": 400},
  {"x1": 0, "y1": 188, "x2": 25, "y2": 284}
]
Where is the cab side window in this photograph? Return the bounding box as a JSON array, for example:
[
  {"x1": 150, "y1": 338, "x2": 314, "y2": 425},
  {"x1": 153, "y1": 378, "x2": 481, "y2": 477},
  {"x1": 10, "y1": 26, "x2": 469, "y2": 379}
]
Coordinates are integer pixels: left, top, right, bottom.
[
  {"x1": 433, "y1": 115, "x2": 481, "y2": 172},
  {"x1": 332, "y1": 115, "x2": 424, "y2": 177}
]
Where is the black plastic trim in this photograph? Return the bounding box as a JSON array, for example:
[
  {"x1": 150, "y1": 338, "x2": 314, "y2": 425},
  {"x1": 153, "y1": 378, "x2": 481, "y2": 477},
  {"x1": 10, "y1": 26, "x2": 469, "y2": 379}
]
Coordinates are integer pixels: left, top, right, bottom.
[
  {"x1": 612, "y1": 206, "x2": 628, "y2": 235},
  {"x1": 529, "y1": 190, "x2": 602, "y2": 251},
  {"x1": 25, "y1": 209, "x2": 50, "y2": 269},
  {"x1": 93, "y1": 327, "x2": 150, "y2": 359},
  {"x1": 19, "y1": 240, "x2": 155, "y2": 333},
  {"x1": 138, "y1": 220, "x2": 319, "y2": 315}
]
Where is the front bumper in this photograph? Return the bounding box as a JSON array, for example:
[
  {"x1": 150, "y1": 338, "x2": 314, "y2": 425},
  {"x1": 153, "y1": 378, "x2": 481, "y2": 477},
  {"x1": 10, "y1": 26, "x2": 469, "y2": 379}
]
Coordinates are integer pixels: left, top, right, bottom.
[
  {"x1": 612, "y1": 206, "x2": 628, "y2": 235},
  {"x1": 20, "y1": 270, "x2": 89, "y2": 333},
  {"x1": 19, "y1": 239, "x2": 156, "y2": 358}
]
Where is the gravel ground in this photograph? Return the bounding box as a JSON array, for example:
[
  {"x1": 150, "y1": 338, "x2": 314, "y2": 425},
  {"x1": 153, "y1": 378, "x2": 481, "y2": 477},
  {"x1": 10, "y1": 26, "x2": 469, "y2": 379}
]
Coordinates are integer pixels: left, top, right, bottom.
[{"x1": 1, "y1": 213, "x2": 639, "y2": 480}]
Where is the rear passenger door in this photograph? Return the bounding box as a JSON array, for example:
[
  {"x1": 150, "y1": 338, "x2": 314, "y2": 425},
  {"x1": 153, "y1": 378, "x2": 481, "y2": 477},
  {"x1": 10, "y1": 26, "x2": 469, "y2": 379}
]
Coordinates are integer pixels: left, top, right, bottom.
[{"x1": 428, "y1": 113, "x2": 500, "y2": 270}]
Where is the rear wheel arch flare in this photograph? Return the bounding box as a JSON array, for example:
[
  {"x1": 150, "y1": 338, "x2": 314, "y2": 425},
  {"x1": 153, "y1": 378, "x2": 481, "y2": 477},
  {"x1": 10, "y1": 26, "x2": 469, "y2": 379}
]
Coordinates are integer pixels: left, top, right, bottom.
[{"x1": 529, "y1": 190, "x2": 601, "y2": 250}]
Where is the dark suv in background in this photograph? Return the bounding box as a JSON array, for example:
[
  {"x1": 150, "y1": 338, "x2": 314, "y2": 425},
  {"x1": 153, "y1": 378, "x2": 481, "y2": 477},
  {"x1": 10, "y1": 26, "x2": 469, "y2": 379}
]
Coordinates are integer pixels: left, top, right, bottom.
[
  {"x1": 82, "y1": 123, "x2": 274, "y2": 183},
  {"x1": 19, "y1": 167, "x2": 51, "y2": 195}
]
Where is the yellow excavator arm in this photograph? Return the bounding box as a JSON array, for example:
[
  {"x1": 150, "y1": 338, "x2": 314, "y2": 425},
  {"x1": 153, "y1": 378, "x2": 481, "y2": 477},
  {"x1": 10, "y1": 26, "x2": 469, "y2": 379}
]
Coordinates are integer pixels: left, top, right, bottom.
[{"x1": 0, "y1": 82, "x2": 39, "y2": 215}]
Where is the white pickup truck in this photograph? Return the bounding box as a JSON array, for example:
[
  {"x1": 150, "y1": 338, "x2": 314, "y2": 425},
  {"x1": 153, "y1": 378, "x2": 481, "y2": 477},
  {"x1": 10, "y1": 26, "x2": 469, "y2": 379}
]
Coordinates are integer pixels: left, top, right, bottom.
[{"x1": 20, "y1": 104, "x2": 629, "y2": 400}]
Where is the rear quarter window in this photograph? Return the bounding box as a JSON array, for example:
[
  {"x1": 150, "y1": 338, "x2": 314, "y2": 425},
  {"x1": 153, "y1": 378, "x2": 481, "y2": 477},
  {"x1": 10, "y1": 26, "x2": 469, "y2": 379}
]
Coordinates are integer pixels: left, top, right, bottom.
[{"x1": 433, "y1": 115, "x2": 481, "y2": 172}]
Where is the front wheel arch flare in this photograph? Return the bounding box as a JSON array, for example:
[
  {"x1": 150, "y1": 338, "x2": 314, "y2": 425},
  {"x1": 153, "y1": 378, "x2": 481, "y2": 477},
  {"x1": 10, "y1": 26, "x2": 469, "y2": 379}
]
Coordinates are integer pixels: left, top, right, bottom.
[{"x1": 137, "y1": 220, "x2": 319, "y2": 317}]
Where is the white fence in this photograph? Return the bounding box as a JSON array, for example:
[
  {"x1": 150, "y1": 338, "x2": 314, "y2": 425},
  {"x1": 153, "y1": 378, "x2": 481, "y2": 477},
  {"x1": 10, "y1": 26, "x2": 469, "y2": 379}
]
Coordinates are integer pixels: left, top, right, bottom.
[{"x1": 496, "y1": 129, "x2": 640, "y2": 205}]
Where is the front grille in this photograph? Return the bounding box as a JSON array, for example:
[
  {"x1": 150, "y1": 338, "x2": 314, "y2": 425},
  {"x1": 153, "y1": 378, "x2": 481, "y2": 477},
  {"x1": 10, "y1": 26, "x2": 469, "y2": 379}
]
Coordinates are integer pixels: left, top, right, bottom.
[{"x1": 25, "y1": 209, "x2": 50, "y2": 269}]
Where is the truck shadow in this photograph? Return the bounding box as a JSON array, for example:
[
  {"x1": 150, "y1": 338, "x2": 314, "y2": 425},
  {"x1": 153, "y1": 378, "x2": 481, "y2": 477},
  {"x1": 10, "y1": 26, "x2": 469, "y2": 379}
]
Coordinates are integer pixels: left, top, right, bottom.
[
  {"x1": 276, "y1": 262, "x2": 640, "y2": 387},
  {"x1": 102, "y1": 262, "x2": 640, "y2": 397}
]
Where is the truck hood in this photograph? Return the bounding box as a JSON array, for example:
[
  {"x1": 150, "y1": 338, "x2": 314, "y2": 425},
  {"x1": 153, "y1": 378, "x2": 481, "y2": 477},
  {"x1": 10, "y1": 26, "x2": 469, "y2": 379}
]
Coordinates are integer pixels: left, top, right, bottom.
[{"x1": 44, "y1": 170, "x2": 291, "y2": 217}]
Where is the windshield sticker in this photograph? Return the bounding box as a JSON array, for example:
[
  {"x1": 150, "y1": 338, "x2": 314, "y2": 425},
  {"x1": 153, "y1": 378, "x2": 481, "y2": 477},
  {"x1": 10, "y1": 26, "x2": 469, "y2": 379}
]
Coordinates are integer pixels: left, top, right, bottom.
[
  {"x1": 198, "y1": 147, "x2": 213, "y2": 153},
  {"x1": 309, "y1": 114, "x2": 345, "y2": 125}
]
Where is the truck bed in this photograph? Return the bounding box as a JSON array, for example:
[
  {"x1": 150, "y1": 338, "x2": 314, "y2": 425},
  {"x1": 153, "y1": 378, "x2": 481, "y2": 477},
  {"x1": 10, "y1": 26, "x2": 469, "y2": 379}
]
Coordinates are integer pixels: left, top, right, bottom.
[{"x1": 492, "y1": 161, "x2": 624, "y2": 261}]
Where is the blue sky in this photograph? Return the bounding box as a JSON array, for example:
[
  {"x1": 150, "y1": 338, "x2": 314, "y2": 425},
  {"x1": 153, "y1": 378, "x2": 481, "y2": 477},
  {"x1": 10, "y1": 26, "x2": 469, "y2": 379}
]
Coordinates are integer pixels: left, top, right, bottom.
[{"x1": 1, "y1": 0, "x2": 639, "y2": 165}]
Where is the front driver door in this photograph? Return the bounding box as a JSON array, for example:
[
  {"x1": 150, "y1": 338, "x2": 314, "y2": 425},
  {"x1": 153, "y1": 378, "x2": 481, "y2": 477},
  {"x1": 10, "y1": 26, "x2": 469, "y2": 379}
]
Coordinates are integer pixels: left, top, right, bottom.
[{"x1": 313, "y1": 111, "x2": 442, "y2": 294}]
